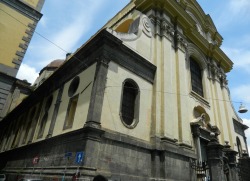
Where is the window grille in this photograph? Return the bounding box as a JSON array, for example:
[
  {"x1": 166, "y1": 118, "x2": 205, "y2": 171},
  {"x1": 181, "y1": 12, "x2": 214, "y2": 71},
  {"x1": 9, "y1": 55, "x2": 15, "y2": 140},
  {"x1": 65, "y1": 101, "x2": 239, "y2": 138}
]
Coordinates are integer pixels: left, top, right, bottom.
[
  {"x1": 121, "y1": 81, "x2": 138, "y2": 126},
  {"x1": 190, "y1": 58, "x2": 203, "y2": 97}
]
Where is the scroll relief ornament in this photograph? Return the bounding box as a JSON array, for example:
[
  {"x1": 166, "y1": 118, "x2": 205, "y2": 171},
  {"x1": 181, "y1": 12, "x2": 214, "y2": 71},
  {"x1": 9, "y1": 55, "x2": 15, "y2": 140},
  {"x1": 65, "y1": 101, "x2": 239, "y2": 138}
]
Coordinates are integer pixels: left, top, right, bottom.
[{"x1": 141, "y1": 16, "x2": 153, "y2": 38}]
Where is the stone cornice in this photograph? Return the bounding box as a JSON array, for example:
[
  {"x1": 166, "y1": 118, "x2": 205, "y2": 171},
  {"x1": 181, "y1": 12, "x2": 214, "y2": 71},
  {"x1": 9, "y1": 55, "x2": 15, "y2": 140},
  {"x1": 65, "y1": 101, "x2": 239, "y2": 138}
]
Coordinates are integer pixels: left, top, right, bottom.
[
  {"x1": 233, "y1": 119, "x2": 249, "y2": 131},
  {"x1": 179, "y1": 0, "x2": 222, "y2": 46},
  {"x1": 1, "y1": 0, "x2": 43, "y2": 21},
  {"x1": 213, "y1": 47, "x2": 233, "y2": 73},
  {"x1": 0, "y1": 72, "x2": 32, "y2": 92}
]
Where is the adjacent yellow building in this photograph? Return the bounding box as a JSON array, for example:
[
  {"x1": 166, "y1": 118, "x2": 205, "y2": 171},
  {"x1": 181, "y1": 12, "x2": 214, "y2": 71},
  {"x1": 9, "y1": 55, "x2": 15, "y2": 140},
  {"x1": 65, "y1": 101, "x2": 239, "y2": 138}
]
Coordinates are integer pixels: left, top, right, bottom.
[{"x1": 0, "y1": 0, "x2": 44, "y2": 120}]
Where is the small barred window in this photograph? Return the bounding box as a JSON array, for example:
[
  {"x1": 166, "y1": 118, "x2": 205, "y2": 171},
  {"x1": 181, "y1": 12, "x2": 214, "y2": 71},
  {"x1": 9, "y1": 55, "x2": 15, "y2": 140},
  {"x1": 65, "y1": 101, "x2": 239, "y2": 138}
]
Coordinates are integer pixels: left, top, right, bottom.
[{"x1": 120, "y1": 79, "x2": 140, "y2": 128}]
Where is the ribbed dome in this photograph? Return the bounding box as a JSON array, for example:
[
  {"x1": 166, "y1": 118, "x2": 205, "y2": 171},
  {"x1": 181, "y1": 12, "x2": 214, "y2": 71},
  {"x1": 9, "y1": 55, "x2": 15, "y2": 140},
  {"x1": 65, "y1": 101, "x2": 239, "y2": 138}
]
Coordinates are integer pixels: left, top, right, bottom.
[
  {"x1": 45, "y1": 59, "x2": 64, "y2": 68},
  {"x1": 39, "y1": 59, "x2": 65, "y2": 75}
]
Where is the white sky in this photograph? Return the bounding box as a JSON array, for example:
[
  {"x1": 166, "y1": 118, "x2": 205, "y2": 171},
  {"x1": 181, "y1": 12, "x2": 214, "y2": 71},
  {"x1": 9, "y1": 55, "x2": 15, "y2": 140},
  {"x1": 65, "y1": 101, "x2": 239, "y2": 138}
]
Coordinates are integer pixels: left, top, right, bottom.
[{"x1": 16, "y1": 0, "x2": 250, "y2": 151}]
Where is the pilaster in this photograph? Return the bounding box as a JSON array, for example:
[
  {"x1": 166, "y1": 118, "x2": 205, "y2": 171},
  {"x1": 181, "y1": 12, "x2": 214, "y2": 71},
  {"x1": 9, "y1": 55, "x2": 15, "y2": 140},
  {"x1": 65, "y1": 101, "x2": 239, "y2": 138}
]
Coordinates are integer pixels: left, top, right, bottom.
[
  {"x1": 148, "y1": 9, "x2": 180, "y2": 140},
  {"x1": 175, "y1": 29, "x2": 190, "y2": 147},
  {"x1": 85, "y1": 56, "x2": 110, "y2": 128},
  {"x1": 207, "y1": 137, "x2": 225, "y2": 181},
  {"x1": 238, "y1": 152, "x2": 250, "y2": 181},
  {"x1": 147, "y1": 9, "x2": 163, "y2": 138},
  {"x1": 46, "y1": 86, "x2": 64, "y2": 138},
  {"x1": 151, "y1": 150, "x2": 161, "y2": 179},
  {"x1": 223, "y1": 142, "x2": 239, "y2": 181},
  {"x1": 27, "y1": 102, "x2": 43, "y2": 143},
  {"x1": 82, "y1": 126, "x2": 105, "y2": 169}
]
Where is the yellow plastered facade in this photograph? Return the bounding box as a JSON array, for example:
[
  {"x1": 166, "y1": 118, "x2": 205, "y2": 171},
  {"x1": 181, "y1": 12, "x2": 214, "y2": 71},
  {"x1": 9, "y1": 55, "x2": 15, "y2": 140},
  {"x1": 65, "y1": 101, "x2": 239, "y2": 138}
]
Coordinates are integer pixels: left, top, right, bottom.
[
  {"x1": 101, "y1": 61, "x2": 153, "y2": 142},
  {"x1": 101, "y1": 0, "x2": 248, "y2": 152},
  {"x1": 19, "y1": 0, "x2": 40, "y2": 10},
  {"x1": 47, "y1": 63, "x2": 96, "y2": 138},
  {"x1": 0, "y1": 2, "x2": 34, "y2": 68},
  {"x1": 0, "y1": 0, "x2": 248, "y2": 161}
]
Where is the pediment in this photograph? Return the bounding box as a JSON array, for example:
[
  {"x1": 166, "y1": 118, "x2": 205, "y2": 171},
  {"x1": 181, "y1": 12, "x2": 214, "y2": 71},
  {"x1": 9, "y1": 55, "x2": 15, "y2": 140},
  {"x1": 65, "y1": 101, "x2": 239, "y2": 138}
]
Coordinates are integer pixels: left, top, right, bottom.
[{"x1": 184, "y1": 0, "x2": 222, "y2": 45}]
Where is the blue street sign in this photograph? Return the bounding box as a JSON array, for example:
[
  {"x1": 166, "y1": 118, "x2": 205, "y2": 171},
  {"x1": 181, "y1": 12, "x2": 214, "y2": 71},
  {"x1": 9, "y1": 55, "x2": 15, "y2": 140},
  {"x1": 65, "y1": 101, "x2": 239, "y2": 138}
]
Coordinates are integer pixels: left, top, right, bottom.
[
  {"x1": 75, "y1": 152, "x2": 84, "y2": 164},
  {"x1": 65, "y1": 152, "x2": 72, "y2": 158}
]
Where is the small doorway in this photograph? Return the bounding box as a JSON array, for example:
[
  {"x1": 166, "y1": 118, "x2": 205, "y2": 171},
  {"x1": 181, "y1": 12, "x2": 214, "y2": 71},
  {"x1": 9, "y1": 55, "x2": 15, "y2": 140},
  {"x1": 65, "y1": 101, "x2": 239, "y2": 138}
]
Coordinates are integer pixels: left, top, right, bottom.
[{"x1": 200, "y1": 138, "x2": 208, "y2": 162}]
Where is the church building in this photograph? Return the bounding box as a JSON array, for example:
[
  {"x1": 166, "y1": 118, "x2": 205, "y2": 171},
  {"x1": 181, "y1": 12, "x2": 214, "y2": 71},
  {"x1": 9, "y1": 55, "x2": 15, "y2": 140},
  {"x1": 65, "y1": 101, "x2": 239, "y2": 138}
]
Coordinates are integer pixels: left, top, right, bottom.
[{"x1": 0, "y1": 0, "x2": 249, "y2": 180}]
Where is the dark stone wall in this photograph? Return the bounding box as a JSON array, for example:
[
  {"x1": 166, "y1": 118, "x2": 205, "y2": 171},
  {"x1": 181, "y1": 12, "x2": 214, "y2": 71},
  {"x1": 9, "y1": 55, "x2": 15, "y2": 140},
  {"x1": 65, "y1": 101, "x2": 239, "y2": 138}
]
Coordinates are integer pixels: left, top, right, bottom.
[
  {"x1": 97, "y1": 139, "x2": 151, "y2": 179},
  {"x1": 1, "y1": 127, "x2": 197, "y2": 181},
  {"x1": 0, "y1": 128, "x2": 88, "y2": 180},
  {"x1": 164, "y1": 152, "x2": 191, "y2": 180},
  {"x1": 238, "y1": 155, "x2": 250, "y2": 181},
  {"x1": 8, "y1": 137, "x2": 86, "y2": 168},
  {"x1": 83, "y1": 129, "x2": 196, "y2": 181}
]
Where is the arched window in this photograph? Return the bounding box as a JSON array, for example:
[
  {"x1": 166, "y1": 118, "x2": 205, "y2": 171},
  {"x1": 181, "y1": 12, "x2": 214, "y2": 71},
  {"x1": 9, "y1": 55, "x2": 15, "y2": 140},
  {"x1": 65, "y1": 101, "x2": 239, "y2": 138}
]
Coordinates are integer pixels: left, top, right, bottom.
[
  {"x1": 120, "y1": 79, "x2": 140, "y2": 128},
  {"x1": 23, "y1": 107, "x2": 36, "y2": 144},
  {"x1": 236, "y1": 137, "x2": 243, "y2": 157},
  {"x1": 37, "y1": 113, "x2": 48, "y2": 139},
  {"x1": 190, "y1": 57, "x2": 203, "y2": 97},
  {"x1": 68, "y1": 76, "x2": 80, "y2": 97},
  {"x1": 63, "y1": 94, "x2": 79, "y2": 129},
  {"x1": 64, "y1": 76, "x2": 80, "y2": 130},
  {"x1": 37, "y1": 95, "x2": 53, "y2": 139}
]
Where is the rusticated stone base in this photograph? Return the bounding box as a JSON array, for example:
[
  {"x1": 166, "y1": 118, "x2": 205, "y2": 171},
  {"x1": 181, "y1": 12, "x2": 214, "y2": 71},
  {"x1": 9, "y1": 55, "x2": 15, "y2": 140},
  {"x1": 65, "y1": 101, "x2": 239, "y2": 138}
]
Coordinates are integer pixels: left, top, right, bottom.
[{"x1": 0, "y1": 127, "x2": 197, "y2": 181}]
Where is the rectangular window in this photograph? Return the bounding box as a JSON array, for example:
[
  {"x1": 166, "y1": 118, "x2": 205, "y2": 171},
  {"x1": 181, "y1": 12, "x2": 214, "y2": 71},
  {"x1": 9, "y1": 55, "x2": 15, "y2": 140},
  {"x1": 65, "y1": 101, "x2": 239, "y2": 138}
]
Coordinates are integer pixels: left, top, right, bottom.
[
  {"x1": 190, "y1": 58, "x2": 203, "y2": 97},
  {"x1": 63, "y1": 95, "x2": 78, "y2": 130}
]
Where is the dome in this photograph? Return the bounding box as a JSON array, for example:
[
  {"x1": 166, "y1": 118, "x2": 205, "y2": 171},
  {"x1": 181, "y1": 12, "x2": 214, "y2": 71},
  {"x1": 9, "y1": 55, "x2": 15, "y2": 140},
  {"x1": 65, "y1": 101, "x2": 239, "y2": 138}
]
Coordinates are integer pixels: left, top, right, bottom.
[
  {"x1": 45, "y1": 59, "x2": 64, "y2": 68},
  {"x1": 34, "y1": 59, "x2": 65, "y2": 87},
  {"x1": 39, "y1": 59, "x2": 64, "y2": 75}
]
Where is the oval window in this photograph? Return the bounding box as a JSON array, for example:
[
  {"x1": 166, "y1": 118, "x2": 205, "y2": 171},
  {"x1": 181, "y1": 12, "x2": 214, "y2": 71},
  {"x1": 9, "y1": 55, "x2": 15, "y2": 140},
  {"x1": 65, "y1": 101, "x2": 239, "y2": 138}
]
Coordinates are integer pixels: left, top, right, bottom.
[{"x1": 120, "y1": 79, "x2": 140, "y2": 128}]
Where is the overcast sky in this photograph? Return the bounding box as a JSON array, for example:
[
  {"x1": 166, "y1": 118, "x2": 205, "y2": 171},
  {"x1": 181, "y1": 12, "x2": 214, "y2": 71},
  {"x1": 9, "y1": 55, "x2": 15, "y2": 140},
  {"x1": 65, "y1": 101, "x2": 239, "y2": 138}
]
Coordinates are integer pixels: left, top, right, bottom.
[{"x1": 16, "y1": 0, "x2": 250, "y2": 150}]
